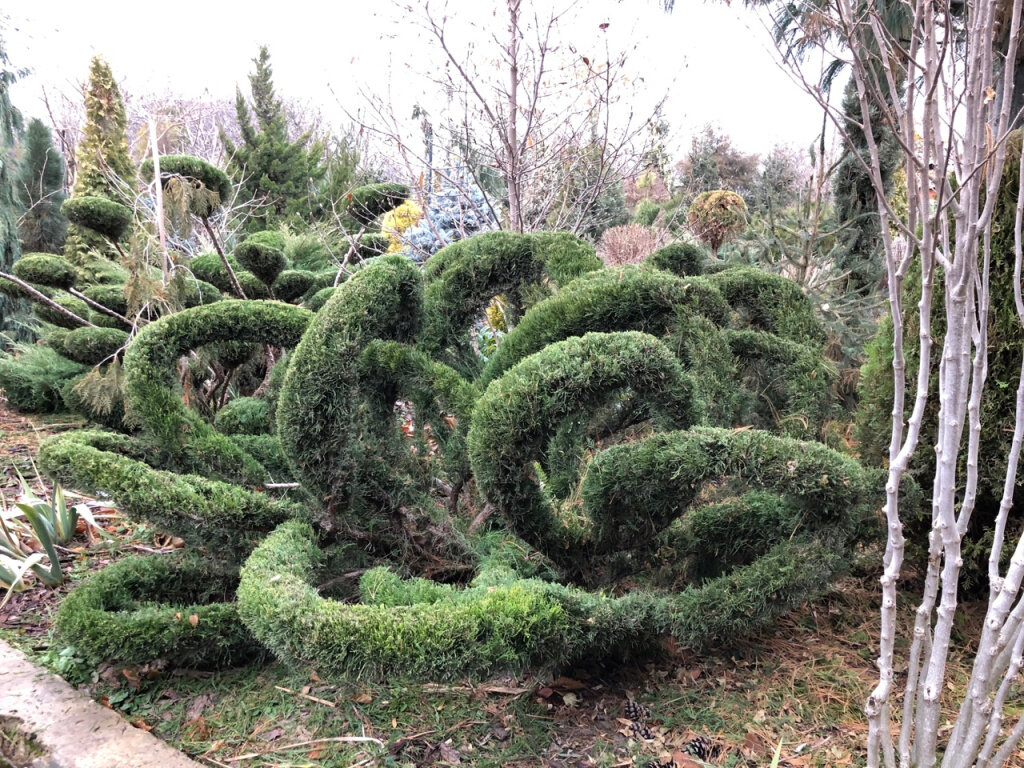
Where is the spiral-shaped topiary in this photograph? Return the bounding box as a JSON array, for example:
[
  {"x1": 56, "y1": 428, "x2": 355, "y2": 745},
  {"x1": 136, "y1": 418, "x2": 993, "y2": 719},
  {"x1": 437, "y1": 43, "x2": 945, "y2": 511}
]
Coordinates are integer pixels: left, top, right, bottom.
[{"x1": 41, "y1": 228, "x2": 866, "y2": 679}]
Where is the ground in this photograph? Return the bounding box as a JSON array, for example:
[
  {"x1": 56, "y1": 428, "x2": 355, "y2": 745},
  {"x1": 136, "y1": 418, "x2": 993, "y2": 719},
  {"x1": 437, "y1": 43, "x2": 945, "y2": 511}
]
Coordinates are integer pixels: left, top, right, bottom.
[{"x1": 0, "y1": 403, "x2": 1007, "y2": 768}]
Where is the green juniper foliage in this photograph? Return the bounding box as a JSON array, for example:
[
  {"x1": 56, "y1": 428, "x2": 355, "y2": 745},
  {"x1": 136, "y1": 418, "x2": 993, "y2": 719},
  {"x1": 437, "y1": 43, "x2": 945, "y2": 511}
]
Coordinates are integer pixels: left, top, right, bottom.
[
  {"x1": 16, "y1": 118, "x2": 68, "y2": 255},
  {"x1": 221, "y1": 47, "x2": 326, "y2": 233},
  {"x1": 27, "y1": 227, "x2": 871, "y2": 679}
]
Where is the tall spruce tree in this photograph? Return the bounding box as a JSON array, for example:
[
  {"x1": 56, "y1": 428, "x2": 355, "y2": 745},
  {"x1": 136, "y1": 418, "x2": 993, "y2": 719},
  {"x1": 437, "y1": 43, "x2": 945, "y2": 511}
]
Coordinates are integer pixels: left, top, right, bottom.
[
  {"x1": 221, "y1": 47, "x2": 325, "y2": 232},
  {"x1": 0, "y1": 33, "x2": 25, "y2": 340},
  {"x1": 63, "y1": 57, "x2": 136, "y2": 268},
  {"x1": 17, "y1": 118, "x2": 67, "y2": 253}
]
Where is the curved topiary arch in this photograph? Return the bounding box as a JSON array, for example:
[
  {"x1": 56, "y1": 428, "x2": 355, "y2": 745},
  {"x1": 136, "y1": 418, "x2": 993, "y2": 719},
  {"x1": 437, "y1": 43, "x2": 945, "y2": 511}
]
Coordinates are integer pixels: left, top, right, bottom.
[
  {"x1": 469, "y1": 331, "x2": 699, "y2": 563},
  {"x1": 277, "y1": 254, "x2": 424, "y2": 513},
  {"x1": 421, "y1": 231, "x2": 602, "y2": 366},
  {"x1": 478, "y1": 266, "x2": 729, "y2": 387},
  {"x1": 122, "y1": 300, "x2": 313, "y2": 483},
  {"x1": 55, "y1": 554, "x2": 262, "y2": 669},
  {"x1": 705, "y1": 267, "x2": 825, "y2": 346},
  {"x1": 37, "y1": 430, "x2": 307, "y2": 559}
]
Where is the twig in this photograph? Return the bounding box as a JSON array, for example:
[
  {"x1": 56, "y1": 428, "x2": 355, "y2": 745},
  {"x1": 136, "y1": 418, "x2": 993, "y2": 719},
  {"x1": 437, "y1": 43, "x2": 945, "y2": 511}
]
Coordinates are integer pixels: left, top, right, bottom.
[
  {"x1": 264, "y1": 482, "x2": 301, "y2": 490},
  {"x1": 467, "y1": 503, "x2": 494, "y2": 533},
  {"x1": 69, "y1": 287, "x2": 137, "y2": 327},
  {"x1": 200, "y1": 216, "x2": 246, "y2": 299},
  {"x1": 0, "y1": 272, "x2": 96, "y2": 328},
  {"x1": 273, "y1": 685, "x2": 336, "y2": 708},
  {"x1": 230, "y1": 736, "x2": 385, "y2": 761}
]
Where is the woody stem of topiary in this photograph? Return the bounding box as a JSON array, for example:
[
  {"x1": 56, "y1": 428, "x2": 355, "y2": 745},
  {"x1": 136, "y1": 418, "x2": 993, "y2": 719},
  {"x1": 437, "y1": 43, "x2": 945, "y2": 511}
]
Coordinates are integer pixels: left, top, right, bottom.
[
  {"x1": 0, "y1": 272, "x2": 97, "y2": 328},
  {"x1": 200, "y1": 216, "x2": 247, "y2": 299},
  {"x1": 68, "y1": 287, "x2": 138, "y2": 328},
  {"x1": 335, "y1": 225, "x2": 367, "y2": 287}
]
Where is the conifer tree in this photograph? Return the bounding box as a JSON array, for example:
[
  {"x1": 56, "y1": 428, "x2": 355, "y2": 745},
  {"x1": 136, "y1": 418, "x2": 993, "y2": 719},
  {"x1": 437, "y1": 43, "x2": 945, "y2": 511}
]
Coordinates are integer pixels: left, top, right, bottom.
[
  {"x1": 0, "y1": 33, "x2": 25, "y2": 339},
  {"x1": 63, "y1": 57, "x2": 136, "y2": 268},
  {"x1": 221, "y1": 47, "x2": 325, "y2": 232},
  {"x1": 17, "y1": 118, "x2": 68, "y2": 253}
]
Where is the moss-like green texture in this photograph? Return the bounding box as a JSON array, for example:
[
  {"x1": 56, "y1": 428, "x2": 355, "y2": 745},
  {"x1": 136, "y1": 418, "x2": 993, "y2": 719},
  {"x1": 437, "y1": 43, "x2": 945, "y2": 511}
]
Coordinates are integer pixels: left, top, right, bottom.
[
  {"x1": 141, "y1": 154, "x2": 232, "y2": 202},
  {"x1": 61, "y1": 196, "x2": 133, "y2": 241},
  {"x1": 33, "y1": 293, "x2": 91, "y2": 329},
  {"x1": 645, "y1": 243, "x2": 707, "y2": 277},
  {"x1": 277, "y1": 254, "x2": 423, "y2": 512},
  {"x1": 237, "y1": 521, "x2": 654, "y2": 680},
  {"x1": 12, "y1": 253, "x2": 77, "y2": 289},
  {"x1": 347, "y1": 183, "x2": 409, "y2": 226},
  {"x1": 421, "y1": 231, "x2": 602, "y2": 366},
  {"x1": 55, "y1": 554, "x2": 263, "y2": 669},
  {"x1": 705, "y1": 267, "x2": 825, "y2": 346},
  {"x1": 122, "y1": 300, "x2": 312, "y2": 483},
  {"x1": 81, "y1": 284, "x2": 128, "y2": 316},
  {"x1": 235, "y1": 231, "x2": 288, "y2": 287},
  {"x1": 469, "y1": 331, "x2": 698, "y2": 564},
  {"x1": 479, "y1": 266, "x2": 728, "y2": 386},
  {"x1": 38, "y1": 430, "x2": 306, "y2": 559},
  {"x1": 215, "y1": 397, "x2": 271, "y2": 436},
  {"x1": 303, "y1": 286, "x2": 336, "y2": 312},
  {"x1": 60, "y1": 326, "x2": 129, "y2": 366},
  {"x1": 272, "y1": 270, "x2": 317, "y2": 303}
]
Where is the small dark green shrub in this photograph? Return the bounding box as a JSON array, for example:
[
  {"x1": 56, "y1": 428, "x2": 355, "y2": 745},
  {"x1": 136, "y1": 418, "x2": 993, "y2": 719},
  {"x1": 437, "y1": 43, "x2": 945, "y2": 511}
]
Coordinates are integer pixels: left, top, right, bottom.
[
  {"x1": 12, "y1": 253, "x2": 77, "y2": 289},
  {"x1": 303, "y1": 286, "x2": 336, "y2": 312},
  {"x1": 188, "y1": 253, "x2": 240, "y2": 294},
  {"x1": 705, "y1": 267, "x2": 825, "y2": 346},
  {"x1": 61, "y1": 196, "x2": 133, "y2": 241},
  {"x1": 645, "y1": 243, "x2": 707, "y2": 277},
  {"x1": 272, "y1": 270, "x2": 318, "y2": 303},
  {"x1": 347, "y1": 183, "x2": 410, "y2": 226},
  {"x1": 0, "y1": 344, "x2": 86, "y2": 412},
  {"x1": 60, "y1": 326, "x2": 129, "y2": 366},
  {"x1": 215, "y1": 397, "x2": 271, "y2": 435},
  {"x1": 235, "y1": 231, "x2": 288, "y2": 287}
]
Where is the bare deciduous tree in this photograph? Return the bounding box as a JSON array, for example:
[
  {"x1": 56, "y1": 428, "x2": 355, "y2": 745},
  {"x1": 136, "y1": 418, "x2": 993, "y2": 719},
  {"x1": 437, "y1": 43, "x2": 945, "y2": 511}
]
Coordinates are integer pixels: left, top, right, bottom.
[{"x1": 762, "y1": 0, "x2": 1024, "y2": 763}]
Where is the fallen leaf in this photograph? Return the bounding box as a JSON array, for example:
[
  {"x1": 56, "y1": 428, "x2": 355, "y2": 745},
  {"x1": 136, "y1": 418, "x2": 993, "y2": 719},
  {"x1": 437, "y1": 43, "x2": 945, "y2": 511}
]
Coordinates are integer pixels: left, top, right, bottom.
[
  {"x1": 551, "y1": 676, "x2": 586, "y2": 691},
  {"x1": 186, "y1": 693, "x2": 216, "y2": 721},
  {"x1": 439, "y1": 740, "x2": 461, "y2": 763},
  {"x1": 183, "y1": 717, "x2": 211, "y2": 741},
  {"x1": 132, "y1": 718, "x2": 153, "y2": 731},
  {"x1": 260, "y1": 727, "x2": 284, "y2": 742},
  {"x1": 352, "y1": 692, "x2": 374, "y2": 704}
]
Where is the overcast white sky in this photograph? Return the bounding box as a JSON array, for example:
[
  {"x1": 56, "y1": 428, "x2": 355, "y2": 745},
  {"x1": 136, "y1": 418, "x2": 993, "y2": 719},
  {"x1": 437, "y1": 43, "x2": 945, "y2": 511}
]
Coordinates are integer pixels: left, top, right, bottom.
[{"x1": 2, "y1": 0, "x2": 836, "y2": 161}]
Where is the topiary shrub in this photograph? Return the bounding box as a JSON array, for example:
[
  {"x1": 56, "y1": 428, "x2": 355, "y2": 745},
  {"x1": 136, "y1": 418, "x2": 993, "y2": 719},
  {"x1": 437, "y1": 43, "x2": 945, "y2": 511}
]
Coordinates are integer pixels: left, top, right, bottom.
[
  {"x1": 61, "y1": 196, "x2": 133, "y2": 241},
  {"x1": 705, "y1": 267, "x2": 825, "y2": 346},
  {"x1": 33, "y1": 293, "x2": 91, "y2": 329},
  {"x1": 303, "y1": 286, "x2": 336, "y2": 312},
  {"x1": 141, "y1": 154, "x2": 232, "y2": 217},
  {"x1": 188, "y1": 252, "x2": 241, "y2": 294},
  {"x1": 81, "y1": 284, "x2": 128, "y2": 317},
  {"x1": 55, "y1": 554, "x2": 263, "y2": 668},
  {"x1": 272, "y1": 270, "x2": 317, "y2": 303},
  {"x1": 347, "y1": 183, "x2": 410, "y2": 226},
  {"x1": 215, "y1": 396, "x2": 271, "y2": 435},
  {"x1": 235, "y1": 231, "x2": 288, "y2": 287},
  {"x1": 12, "y1": 253, "x2": 77, "y2": 289},
  {"x1": 60, "y1": 326, "x2": 129, "y2": 366},
  {"x1": 687, "y1": 190, "x2": 747, "y2": 258},
  {"x1": 42, "y1": 228, "x2": 863, "y2": 679},
  {"x1": 645, "y1": 242, "x2": 707, "y2": 277}
]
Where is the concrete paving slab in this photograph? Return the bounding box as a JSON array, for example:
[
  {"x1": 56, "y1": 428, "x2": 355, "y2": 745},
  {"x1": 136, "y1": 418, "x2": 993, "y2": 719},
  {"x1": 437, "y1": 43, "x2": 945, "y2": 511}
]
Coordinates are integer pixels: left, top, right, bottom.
[{"x1": 0, "y1": 640, "x2": 202, "y2": 768}]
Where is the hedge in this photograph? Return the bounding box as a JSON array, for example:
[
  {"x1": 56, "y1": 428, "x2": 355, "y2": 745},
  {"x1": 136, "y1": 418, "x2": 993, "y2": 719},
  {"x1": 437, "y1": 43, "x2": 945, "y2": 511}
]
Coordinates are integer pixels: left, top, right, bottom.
[
  {"x1": 55, "y1": 554, "x2": 263, "y2": 669},
  {"x1": 122, "y1": 300, "x2": 313, "y2": 483}
]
